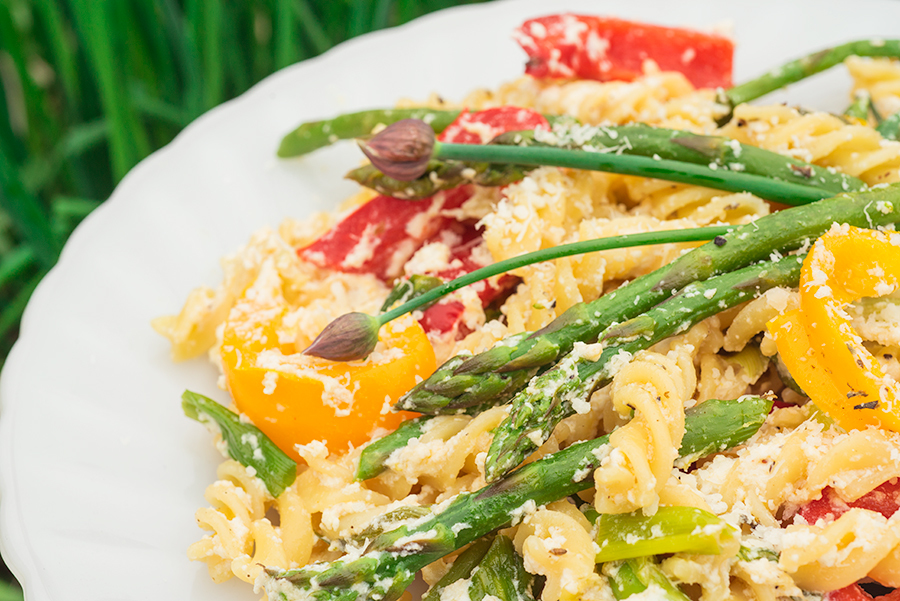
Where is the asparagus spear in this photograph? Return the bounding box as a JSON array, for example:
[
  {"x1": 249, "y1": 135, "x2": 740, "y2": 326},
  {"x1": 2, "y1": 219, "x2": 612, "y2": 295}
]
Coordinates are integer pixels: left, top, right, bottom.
[
  {"x1": 483, "y1": 256, "x2": 802, "y2": 481},
  {"x1": 605, "y1": 558, "x2": 692, "y2": 601},
  {"x1": 261, "y1": 396, "x2": 772, "y2": 601},
  {"x1": 182, "y1": 390, "x2": 297, "y2": 497},
  {"x1": 278, "y1": 108, "x2": 461, "y2": 157},
  {"x1": 595, "y1": 507, "x2": 738, "y2": 562},
  {"x1": 305, "y1": 225, "x2": 733, "y2": 361},
  {"x1": 356, "y1": 417, "x2": 428, "y2": 480},
  {"x1": 722, "y1": 39, "x2": 900, "y2": 110},
  {"x1": 349, "y1": 123, "x2": 863, "y2": 200},
  {"x1": 399, "y1": 184, "x2": 900, "y2": 415}
]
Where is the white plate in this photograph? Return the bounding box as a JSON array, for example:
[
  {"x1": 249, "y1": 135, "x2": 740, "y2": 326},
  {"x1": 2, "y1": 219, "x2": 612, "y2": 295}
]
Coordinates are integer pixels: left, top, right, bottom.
[{"x1": 2, "y1": 0, "x2": 899, "y2": 598}]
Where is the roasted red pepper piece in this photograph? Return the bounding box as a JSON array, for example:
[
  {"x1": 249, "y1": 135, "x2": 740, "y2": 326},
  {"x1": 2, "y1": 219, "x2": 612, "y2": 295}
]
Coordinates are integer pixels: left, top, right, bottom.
[
  {"x1": 299, "y1": 186, "x2": 472, "y2": 280},
  {"x1": 826, "y1": 584, "x2": 900, "y2": 601},
  {"x1": 415, "y1": 222, "x2": 518, "y2": 336},
  {"x1": 795, "y1": 480, "x2": 900, "y2": 526},
  {"x1": 514, "y1": 14, "x2": 734, "y2": 89},
  {"x1": 438, "y1": 106, "x2": 549, "y2": 144}
]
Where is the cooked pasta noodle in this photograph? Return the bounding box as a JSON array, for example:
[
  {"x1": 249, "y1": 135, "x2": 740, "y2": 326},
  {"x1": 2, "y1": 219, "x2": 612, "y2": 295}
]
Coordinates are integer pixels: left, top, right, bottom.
[{"x1": 720, "y1": 104, "x2": 900, "y2": 185}]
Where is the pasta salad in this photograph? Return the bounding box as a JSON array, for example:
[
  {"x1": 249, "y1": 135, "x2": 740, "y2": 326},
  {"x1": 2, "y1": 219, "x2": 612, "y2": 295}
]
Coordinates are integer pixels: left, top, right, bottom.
[{"x1": 155, "y1": 13, "x2": 900, "y2": 601}]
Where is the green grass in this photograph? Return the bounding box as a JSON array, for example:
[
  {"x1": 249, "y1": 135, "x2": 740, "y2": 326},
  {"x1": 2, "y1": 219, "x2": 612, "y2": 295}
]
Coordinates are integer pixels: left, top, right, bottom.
[{"x1": 0, "y1": 0, "x2": 493, "y2": 591}]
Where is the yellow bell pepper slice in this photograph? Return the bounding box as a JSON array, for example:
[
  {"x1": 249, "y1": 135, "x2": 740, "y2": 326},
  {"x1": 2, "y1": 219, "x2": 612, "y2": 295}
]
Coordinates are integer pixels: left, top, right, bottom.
[
  {"x1": 221, "y1": 297, "x2": 435, "y2": 461},
  {"x1": 769, "y1": 226, "x2": 900, "y2": 431}
]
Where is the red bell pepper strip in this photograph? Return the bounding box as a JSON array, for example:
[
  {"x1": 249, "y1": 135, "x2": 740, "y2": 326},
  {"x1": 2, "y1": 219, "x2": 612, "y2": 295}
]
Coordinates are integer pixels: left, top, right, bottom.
[
  {"x1": 514, "y1": 14, "x2": 734, "y2": 89},
  {"x1": 794, "y1": 480, "x2": 900, "y2": 526},
  {"x1": 438, "y1": 106, "x2": 550, "y2": 144},
  {"x1": 826, "y1": 584, "x2": 900, "y2": 601},
  {"x1": 299, "y1": 186, "x2": 472, "y2": 280}
]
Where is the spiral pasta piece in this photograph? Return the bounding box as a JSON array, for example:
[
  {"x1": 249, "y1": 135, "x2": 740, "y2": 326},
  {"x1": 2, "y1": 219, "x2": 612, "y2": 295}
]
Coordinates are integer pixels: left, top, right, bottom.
[
  {"x1": 781, "y1": 508, "x2": 900, "y2": 591},
  {"x1": 513, "y1": 501, "x2": 606, "y2": 601},
  {"x1": 593, "y1": 347, "x2": 697, "y2": 514},
  {"x1": 720, "y1": 104, "x2": 900, "y2": 186}
]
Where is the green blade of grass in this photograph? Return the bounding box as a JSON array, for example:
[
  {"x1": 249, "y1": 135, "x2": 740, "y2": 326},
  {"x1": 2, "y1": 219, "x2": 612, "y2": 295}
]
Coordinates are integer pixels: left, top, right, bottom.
[
  {"x1": 67, "y1": 0, "x2": 151, "y2": 180},
  {"x1": 294, "y1": 0, "x2": 333, "y2": 55},
  {"x1": 198, "y1": 0, "x2": 225, "y2": 110},
  {"x1": 32, "y1": 0, "x2": 82, "y2": 114},
  {"x1": 0, "y1": 4, "x2": 60, "y2": 153},
  {"x1": 0, "y1": 580, "x2": 23, "y2": 601},
  {"x1": 157, "y1": 0, "x2": 203, "y2": 120},
  {"x1": 0, "y1": 269, "x2": 45, "y2": 340},
  {"x1": 274, "y1": 0, "x2": 299, "y2": 68},
  {"x1": 0, "y1": 246, "x2": 36, "y2": 291},
  {"x1": 0, "y1": 144, "x2": 59, "y2": 268},
  {"x1": 20, "y1": 119, "x2": 108, "y2": 193}
]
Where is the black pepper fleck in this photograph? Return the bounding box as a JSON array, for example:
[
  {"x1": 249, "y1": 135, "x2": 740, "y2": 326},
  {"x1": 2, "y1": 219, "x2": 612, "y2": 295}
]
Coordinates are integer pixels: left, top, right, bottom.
[{"x1": 714, "y1": 236, "x2": 727, "y2": 247}]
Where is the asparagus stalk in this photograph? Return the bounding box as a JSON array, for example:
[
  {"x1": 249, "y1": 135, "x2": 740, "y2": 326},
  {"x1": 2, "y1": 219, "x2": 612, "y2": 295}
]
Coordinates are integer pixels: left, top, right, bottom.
[
  {"x1": 605, "y1": 558, "x2": 692, "y2": 601},
  {"x1": 261, "y1": 396, "x2": 772, "y2": 601},
  {"x1": 722, "y1": 39, "x2": 900, "y2": 109},
  {"x1": 305, "y1": 225, "x2": 732, "y2": 361},
  {"x1": 399, "y1": 184, "x2": 900, "y2": 415},
  {"x1": 349, "y1": 123, "x2": 863, "y2": 200},
  {"x1": 278, "y1": 108, "x2": 461, "y2": 157},
  {"x1": 182, "y1": 390, "x2": 297, "y2": 497},
  {"x1": 483, "y1": 255, "x2": 802, "y2": 481},
  {"x1": 595, "y1": 507, "x2": 738, "y2": 563},
  {"x1": 356, "y1": 417, "x2": 428, "y2": 480}
]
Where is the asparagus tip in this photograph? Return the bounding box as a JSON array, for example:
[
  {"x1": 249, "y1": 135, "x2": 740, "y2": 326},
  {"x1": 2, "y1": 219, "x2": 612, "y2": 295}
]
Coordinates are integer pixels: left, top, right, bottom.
[
  {"x1": 303, "y1": 312, "x2": 381, "y2": 361},
  {"x1": 358, "y1": 119, "x2": 435, "y2": 181}
]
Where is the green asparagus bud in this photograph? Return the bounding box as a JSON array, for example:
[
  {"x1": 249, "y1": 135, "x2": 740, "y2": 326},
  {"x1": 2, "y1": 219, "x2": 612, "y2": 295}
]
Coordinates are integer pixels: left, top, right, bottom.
[
  {"x1": 402, "y1": 184, "x2": 900, "y2": 415},
  {"x1": 482, "y1": 253, "x2": 801, "y2": 481},
  {"x1": 182, "y1": 390, "x2": 297, "y2": 497},
  {"x1": 278, "y1": 108, "x2": 461, "y2": 157},
  {"x1": 595, "y1": 507, "x2": 739, "y2": 563},
  {"x1": 261, "y1": 397, "x2": 771, "y2": 601}
]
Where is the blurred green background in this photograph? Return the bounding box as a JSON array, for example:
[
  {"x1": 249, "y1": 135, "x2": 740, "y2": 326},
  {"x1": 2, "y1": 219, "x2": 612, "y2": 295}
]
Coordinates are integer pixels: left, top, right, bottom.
[{"x1": 0, "y1": 0, "x2": 492, "y2": 596}]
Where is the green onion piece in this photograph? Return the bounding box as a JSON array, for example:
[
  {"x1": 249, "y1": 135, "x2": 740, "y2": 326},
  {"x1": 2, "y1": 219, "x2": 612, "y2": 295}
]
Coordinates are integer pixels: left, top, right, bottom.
[
  {"x1": 182, "y1": 390, "x2": 297, "y2": 497},
  {"x1": 606, "y1": 561, "x2": 647, "y2": 600},
  {"x1": 595, "y1": 506, "x2": 738, "y2": 563},
  {"x1": 604, "y1": 558, "x2": 691, "y2": 601}
]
